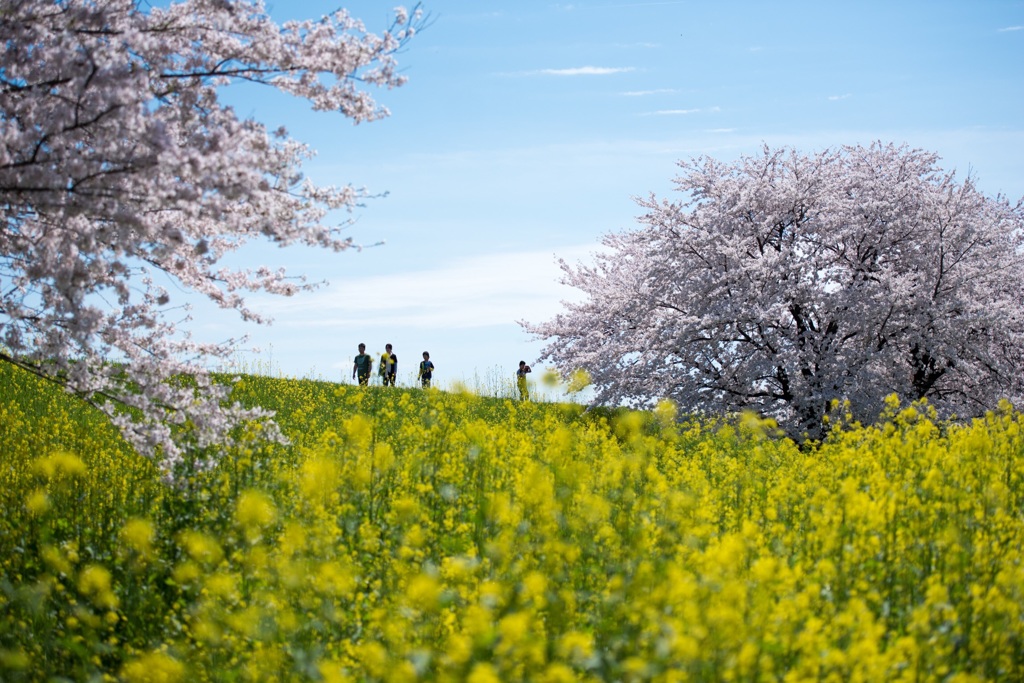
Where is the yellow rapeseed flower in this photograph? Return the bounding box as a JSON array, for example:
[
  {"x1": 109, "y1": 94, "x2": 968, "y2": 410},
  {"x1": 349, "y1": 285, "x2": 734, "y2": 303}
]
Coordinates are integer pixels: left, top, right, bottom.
[
  {"x1": 33, "y1": 451, "x2": 86, "y2": 479},
  {"x1": 520, "y1": 571, "x2": 547, "y2": 607},
  {"x1": 653, "y1": 398, "x2": 677, "y2": 427},
  {"x1": 316, "y1": 561, "x2": 356, "y2": 597},
  {"x1": 234, "y1": 489, "x2": 277, "y2": 539},
  {"x1": 178, "y1": 531, "x2": 224, "y2": 567},
  {"x1": 566, "y1": 368, "x2": 591, "y2": 393},
  {"x1": 172, "y1": 561, "x2": 201, "y2": 585},
  {"x1": 0, "y1": 647, "x2": 30, "y2": 671},
  {"x1": 40, "y1": 544, "x2": 71, "y2": 575},
  {"x1": 120, "y1": 518, "x2": 156, "y2": 558},
  {"x1": 353, "y1": 641, "x2": 388, "y2": 679},
  {"x1": 25, "y1": 488, "x2": 50, "y2": 516},
  {"x1": 541, "y1": 663, "x2": 576, "y2": 683},
  {"x1": 342, "y1": 415, "x2": 373, "y2": 452},
  {"x1": 557, "y1": 630, "x2": 594, "y2": 664},
  {"x1": 204, "y1": 572, "x2": 240, "y2": 601},
  {"x1": 77, "y1": 564, "x2": 119, "y2": 609},
  {"x1": 496, "y1": 611, "x2": 531, "y2": 654},
  {"x1": 299, "y1": 454, "x2": 341, "y2": 503},
  {"x1": 121, "y1": 650, "x2": 187, "y2": 683},
  {"x1": 466, "y1": 662, "x2": 501, "y2": 683},
  {"x1": 317, "y1": 659, "x2": 354, "y2": 683}
]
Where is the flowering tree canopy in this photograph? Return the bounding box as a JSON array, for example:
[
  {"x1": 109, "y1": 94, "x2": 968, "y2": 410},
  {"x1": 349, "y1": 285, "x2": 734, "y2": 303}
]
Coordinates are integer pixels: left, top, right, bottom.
[
  {"x1": 526, "y1": 143, "x2": 1024, "y2": 439},
  {"x1": 0, "y1": 0, "x2": 421, "y2": 475}
]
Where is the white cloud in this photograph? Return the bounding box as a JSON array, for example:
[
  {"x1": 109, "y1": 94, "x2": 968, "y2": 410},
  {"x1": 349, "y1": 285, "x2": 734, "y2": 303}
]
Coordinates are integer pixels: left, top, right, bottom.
[
  {"x1": 621, "y1": 88, "x2": 678, "y2": 96},
  {"x1": 607, "y1": 1, "x2": 691, "y2": 5},
  {"x1": 997, "y1": 25, "x2": 1023, "y2": 32},
  {"x1": 828, "y1": 93, "x2": 853, "y2": 101},
  {"x1": 647, "y1": 108, "x2": 701, "y2": 115},
  {"x1": 642, "y1": 106, "x2": 720, "y2": 116},
  {"x1": 612, "y1": 42, "x2": 660, "y2": 49},
  {"x1": 252, "y1": 245, "x2": 603, "y2": 331},
  {"x1": 536, "y1": 66, "x2": 635, "y2": 76}
]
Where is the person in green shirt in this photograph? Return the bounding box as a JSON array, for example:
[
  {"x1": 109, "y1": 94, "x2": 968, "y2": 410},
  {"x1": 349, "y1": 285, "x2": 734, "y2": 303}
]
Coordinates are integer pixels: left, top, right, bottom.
[{"x1": 352, "y1": 343, "x2": 373, "y2": 386}]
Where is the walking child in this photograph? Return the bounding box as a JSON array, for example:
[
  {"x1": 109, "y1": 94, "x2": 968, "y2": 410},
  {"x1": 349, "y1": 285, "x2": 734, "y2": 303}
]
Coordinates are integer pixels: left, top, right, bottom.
[
  {"x1": 418, "y1": 351, "x2": 434, "y2": 388},
  {"x1": 516, "y1": 360, "x2": 532, "y2": 400},
  {"x1": 352, "y1": 343, "x2": 373, "y2": 386},
  {"x1": 381, "y1": 343, "x2": 397, "y2": 386}
]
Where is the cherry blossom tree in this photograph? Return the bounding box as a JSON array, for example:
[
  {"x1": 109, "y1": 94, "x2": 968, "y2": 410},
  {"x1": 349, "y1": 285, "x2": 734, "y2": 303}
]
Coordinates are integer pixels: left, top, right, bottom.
[
  {"x1": 526, "y1": 143, "x2": 1024, "y2": 439},
  {"x1": 1, "y1": 0, "x2": 422, "y2": 476}
]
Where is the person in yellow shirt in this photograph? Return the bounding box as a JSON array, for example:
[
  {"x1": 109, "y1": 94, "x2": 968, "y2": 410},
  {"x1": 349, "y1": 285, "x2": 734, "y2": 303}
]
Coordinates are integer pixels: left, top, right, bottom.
[
  {"x1": 379, "y1": 343, "x2": 397, "y2": 386},
  {"x1": 516, "y1": 360, "x2": 531, "y2": 400}
]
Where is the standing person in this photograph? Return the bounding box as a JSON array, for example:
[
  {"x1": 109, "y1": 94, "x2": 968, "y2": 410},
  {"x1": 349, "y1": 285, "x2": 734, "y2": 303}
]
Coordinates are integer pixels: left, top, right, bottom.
[
  {"x1": 382, "y1": 343, "x2": 398, "y2": 386},
  {"x1": 352, "y1": 343, "x2": 373, "y2": 386},
  {"x1": 378, "y1": 346, "x2": 389, "y2": 385},
  {"x1": 516, "y1": 360, "x2": 532, "y2": 400},
  {"x1": 418, "y1": 351, "x2": 434, "y2": 388}
]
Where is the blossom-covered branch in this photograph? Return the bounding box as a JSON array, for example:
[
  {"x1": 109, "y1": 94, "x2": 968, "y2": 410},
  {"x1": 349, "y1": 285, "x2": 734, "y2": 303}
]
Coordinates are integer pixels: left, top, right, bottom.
[{"x1": 0, "y1": 0, "x2": 423, "y2": 477}]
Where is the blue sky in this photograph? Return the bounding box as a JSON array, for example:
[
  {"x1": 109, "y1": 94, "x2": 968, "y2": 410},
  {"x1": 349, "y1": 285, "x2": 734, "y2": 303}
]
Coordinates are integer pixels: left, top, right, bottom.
[{"x1": 199, "y1": 0, "x2": 1023, "y2": 393}]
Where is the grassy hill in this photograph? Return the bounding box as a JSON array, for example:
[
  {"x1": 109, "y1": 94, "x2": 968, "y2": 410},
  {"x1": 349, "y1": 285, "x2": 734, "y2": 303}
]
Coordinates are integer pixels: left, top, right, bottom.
[{"x1": 1, "y1": 361, "x2": 1022, "y2": 681}]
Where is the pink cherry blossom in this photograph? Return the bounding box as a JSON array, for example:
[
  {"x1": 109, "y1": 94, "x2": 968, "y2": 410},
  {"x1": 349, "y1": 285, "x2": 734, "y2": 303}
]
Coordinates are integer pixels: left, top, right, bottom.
[{"x1": 525, "y1": 143, "x2": 1024, "y2": 439}]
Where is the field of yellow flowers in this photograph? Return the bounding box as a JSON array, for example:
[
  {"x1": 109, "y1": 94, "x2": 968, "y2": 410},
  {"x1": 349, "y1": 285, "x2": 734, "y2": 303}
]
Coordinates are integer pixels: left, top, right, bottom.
[{"x1": 1, "y1": 361, "x2": 1022, "y2": 682}]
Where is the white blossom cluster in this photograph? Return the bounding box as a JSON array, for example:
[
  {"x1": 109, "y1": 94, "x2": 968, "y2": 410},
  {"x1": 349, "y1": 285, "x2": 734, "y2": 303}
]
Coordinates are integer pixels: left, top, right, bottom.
[
  {"x1": 0, "y1": 0, "x2": 421, "y2": 478},
  {"x1": 527, "y1": 143, "x2": 1024, "y2": 439}
]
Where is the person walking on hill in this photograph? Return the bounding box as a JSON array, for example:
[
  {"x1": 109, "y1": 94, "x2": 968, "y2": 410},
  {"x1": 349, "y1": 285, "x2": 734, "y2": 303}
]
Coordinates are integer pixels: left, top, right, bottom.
[
  {"x1": 380, "y1": 343, "x2": 397, "y2": 386},
  {"x1": 352, "y1": 343, "x2": 373, "y2": 386},
  {"x1": 516, "y1": 360, "x2": 532, "y2": 400},
  {"x1": 418, "y1": 351, "x2": 434, "y2": 388}
]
